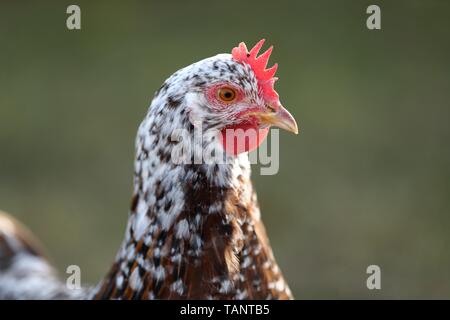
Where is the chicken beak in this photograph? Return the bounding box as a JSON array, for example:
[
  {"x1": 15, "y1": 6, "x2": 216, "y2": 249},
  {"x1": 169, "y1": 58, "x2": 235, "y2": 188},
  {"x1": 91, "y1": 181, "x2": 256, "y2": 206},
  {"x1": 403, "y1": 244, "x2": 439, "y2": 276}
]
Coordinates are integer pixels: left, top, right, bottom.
[{"x1": 254, "y1": 105, "x2": 299, "y2": 134}]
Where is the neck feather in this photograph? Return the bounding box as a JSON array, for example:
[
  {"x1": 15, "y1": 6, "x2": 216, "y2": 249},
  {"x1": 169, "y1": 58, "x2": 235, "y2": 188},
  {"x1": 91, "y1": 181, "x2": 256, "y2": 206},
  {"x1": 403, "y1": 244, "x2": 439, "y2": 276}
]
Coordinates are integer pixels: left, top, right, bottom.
[{"x1": 92, "y1": 93, "x2": 258, "y2": 299}]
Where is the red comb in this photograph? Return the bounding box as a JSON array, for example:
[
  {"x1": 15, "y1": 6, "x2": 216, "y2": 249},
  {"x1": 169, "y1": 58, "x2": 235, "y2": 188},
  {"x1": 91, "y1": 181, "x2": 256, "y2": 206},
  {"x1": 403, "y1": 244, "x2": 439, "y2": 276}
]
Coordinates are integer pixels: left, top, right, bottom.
[{"x1": 231, "y1": 39, "x2": 279, "y2": 103}]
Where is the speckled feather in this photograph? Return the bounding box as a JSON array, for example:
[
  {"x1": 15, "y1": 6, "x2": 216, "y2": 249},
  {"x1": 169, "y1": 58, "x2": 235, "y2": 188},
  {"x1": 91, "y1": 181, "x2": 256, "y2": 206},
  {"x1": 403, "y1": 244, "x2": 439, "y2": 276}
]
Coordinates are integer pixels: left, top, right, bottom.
[{"x1": 92, "y1": 52, "x2": 292, "y2": 300}]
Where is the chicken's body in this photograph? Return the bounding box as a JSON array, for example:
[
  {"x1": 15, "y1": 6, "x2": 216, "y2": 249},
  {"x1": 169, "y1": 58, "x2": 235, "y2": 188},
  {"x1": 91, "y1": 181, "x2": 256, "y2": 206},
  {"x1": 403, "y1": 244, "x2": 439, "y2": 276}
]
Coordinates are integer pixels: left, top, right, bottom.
[
  {"x1": 0, "y1": 40, "x2": 296, "y2": 300},
  {"x1": 0, "y1": 212, "x2": 84, "y2": 299}
]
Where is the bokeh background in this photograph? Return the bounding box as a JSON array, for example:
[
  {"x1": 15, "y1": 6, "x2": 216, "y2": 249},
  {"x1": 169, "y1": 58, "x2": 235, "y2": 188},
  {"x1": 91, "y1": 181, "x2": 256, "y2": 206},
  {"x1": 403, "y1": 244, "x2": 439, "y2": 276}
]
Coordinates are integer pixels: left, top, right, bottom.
[{"x1": 1, "y1": 0, "x2": 449, "y2": 299}]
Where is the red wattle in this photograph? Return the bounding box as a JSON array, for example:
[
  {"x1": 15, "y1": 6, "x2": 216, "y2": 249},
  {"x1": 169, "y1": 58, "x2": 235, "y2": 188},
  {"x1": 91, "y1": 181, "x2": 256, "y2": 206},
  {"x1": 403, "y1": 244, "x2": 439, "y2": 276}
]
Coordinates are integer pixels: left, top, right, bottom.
[{"x1": 220, "y1": 121, "x2": 270, "y2": 155}]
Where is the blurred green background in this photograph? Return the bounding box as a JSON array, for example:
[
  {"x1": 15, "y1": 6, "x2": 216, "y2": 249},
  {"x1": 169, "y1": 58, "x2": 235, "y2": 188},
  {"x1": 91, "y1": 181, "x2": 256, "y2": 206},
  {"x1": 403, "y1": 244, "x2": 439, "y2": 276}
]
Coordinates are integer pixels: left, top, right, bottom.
[{"x1": 1, "y1": 0, "x2": 449, "y2": 299}]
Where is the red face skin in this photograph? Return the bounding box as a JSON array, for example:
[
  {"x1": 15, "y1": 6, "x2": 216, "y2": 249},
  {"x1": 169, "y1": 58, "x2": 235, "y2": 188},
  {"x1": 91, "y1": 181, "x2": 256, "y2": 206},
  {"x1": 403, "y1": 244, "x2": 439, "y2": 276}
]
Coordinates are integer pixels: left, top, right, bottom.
[{"x1": 205, "y1": 83, "x2": 271, "y2": 155}]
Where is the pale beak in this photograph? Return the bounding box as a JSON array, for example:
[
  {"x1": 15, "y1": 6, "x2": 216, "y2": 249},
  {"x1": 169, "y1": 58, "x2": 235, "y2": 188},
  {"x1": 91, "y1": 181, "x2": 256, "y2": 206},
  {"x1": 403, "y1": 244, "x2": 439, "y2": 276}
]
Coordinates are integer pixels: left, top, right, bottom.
[{"x1": 251, "y1": 105, "x2": 299, "y2": 134}]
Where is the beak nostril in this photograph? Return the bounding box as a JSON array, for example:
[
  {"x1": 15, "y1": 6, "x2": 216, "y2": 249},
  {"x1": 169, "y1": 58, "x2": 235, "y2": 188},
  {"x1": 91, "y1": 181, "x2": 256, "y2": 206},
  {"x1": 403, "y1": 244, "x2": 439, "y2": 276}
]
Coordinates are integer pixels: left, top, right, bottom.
[{"x1": 266, "y1": 104, "x2": 276, "y2": 113}]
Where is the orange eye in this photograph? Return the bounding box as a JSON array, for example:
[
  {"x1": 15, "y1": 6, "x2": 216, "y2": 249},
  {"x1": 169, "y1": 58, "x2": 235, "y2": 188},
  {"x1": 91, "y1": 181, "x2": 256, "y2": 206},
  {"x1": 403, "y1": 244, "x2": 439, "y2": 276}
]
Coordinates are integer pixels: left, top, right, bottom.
[{"x1": 217, "y1": 87, "x2": 237, "y2": 103}]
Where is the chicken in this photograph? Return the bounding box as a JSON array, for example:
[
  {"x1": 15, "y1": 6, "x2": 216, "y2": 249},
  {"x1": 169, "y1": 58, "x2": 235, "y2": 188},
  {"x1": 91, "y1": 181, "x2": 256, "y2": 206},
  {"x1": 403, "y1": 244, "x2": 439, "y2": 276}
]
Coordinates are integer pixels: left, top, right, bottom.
[
  {"x1": 0, "y1": 40, "x2": 298, "y2": 300},
  {"x1": 0, "y1": 211, "x2": 84, "y2": 299}
]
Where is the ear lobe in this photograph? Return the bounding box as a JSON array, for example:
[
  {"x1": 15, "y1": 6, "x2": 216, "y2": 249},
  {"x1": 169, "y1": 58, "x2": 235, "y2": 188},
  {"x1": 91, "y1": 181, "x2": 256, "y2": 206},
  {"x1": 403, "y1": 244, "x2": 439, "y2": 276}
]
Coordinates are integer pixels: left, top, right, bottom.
[{"x1": 188, "y1": 109, "x2": 203, "y2": 128}]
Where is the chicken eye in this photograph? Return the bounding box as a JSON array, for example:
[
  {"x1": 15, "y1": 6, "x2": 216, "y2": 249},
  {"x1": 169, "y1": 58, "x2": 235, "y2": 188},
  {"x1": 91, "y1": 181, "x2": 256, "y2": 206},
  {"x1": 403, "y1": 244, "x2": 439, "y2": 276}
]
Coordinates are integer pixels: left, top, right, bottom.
[{"x1": 217, "y1": 87, "x2": 237, "y2": 103}]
